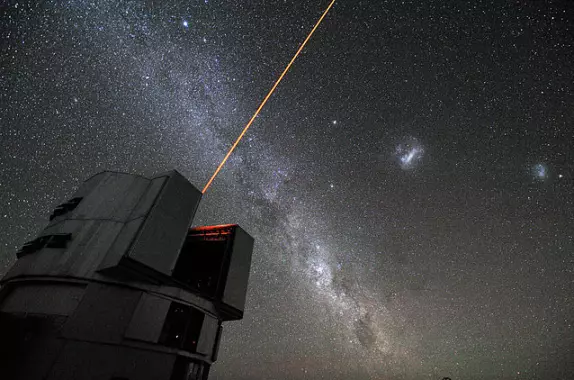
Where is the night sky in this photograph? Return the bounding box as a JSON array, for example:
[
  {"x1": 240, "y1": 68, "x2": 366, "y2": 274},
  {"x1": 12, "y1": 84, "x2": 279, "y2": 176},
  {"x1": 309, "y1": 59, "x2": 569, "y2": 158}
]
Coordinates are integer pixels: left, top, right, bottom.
[{"x1": 1, "y1": 1, "x2": 573, "y2": 379}]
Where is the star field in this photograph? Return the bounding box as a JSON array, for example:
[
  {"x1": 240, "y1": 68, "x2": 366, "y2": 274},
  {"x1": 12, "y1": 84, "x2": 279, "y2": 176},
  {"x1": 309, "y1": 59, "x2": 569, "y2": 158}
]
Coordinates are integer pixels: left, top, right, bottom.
[{"x1": 1, "y1": 1, "x2": 573, "y2": 379}]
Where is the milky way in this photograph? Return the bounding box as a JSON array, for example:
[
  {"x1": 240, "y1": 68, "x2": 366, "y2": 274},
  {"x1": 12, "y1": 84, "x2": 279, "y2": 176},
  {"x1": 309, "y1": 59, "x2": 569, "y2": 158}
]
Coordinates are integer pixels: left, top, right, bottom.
[{"x1": 1, "y1": 1, "x2": 573, "y2": 380}]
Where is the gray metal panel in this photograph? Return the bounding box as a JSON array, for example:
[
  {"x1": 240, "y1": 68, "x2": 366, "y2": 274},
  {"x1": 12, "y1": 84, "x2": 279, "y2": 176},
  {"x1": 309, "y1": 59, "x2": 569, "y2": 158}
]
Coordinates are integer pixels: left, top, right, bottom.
[
  {"x1": 0, "y1": 284, "x2": 84, "y2": 316},
  {"x1": 67, "y1": 222, "x2": 126, "y2": 277},
  {"x1": 2, "y1": 254, "x2": 36, "y2": 282},
  {"x1": 68, "y1": 172, "x2": 150, "y2": 222},
  {"x1": 212, "y1": 324, "x2": 223, "y2": 362},
  {"x1": 222, "y1": 226, "x2": 254, "y2": 312},
  {"x1": 97, "y1": 176, "x2": 166, "y2": 272},
  {"x1": 63, "y1": 283, "x2": 142, "y2": 344},
  {"x1": 47, "y1": 341, "x2": 176, "y2": 380},
  {"x1": 98, "y1": 217, "x2": 145, "y2": 271},
  {"x1": 46, "y1": 220, "x2": 124, "y2": 278},
  {"x1": 197, "y1": 314, "x2": 219, "y2": 356},
  {"x1": 0, "y1": 313, "x2": 68, "y2": 380},
  {"x1": 125, "y1": 294, "x2": 171, "y2": 343},
  {"x1": 129, "y1": 176, "x2": 167, "y2": 220},
  {"x1": 17, "y1": 333, "x2": 66, "y2": 380},
  {"x1": 13, "y1": 219, "x2": 125, "y2": 279},
  {"x1": 24, "y1": 242, "x2": 63, "y2": 277},
  {"x1": 127, "y1": 170, "x2": 202, "y2": 275}
]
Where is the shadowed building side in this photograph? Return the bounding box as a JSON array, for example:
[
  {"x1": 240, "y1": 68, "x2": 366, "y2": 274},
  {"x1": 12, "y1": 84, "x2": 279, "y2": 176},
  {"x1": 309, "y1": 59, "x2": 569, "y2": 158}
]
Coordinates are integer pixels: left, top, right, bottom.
[{"x1": 0, "y1": 170, "x2": 253, "y2": 380}]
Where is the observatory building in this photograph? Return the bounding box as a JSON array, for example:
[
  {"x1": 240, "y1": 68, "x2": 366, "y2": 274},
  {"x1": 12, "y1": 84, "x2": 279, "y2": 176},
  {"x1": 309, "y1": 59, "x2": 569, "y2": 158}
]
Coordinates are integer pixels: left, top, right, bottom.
[{"x1": 0, "y1": 170, "x2": 254, "y2": 380}]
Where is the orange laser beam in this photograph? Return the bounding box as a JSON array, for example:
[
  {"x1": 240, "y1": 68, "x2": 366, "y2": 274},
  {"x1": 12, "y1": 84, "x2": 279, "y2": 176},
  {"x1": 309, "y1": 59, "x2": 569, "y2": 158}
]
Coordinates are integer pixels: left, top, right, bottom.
[{"x1": 202, "y1": 0, "x2": 336, "y2": 194}]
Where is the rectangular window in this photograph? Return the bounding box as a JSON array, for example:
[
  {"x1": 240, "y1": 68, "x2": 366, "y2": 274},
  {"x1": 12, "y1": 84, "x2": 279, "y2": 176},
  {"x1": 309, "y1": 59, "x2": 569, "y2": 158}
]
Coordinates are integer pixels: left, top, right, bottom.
[
  {"x1": 158, "y1": 302, "x2": 205, "y2": 353},
  {"x1": 172, "y1": 225, "x2": 235, "y2": 298}
]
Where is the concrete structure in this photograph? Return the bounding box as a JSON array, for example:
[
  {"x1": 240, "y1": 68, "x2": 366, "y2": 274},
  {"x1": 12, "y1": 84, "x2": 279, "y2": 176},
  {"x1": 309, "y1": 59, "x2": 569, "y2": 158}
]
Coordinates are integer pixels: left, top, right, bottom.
[{"x1": 0, "y1": 170, "x2": 254, "y2": 380}]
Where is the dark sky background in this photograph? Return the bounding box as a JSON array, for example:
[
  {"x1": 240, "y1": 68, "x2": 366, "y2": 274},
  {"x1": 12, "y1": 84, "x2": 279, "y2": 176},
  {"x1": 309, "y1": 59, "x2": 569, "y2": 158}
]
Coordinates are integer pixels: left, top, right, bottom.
[{"x1": 1, "y1": 0, "x2": 573, "y2": 379}]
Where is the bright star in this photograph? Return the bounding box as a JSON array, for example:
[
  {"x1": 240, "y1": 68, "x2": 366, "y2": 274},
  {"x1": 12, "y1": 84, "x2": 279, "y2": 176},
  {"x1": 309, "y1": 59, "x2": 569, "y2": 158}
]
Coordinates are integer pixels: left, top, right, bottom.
[{"x1": 182, "y1": 20, "x2": 189, "y2": 28}]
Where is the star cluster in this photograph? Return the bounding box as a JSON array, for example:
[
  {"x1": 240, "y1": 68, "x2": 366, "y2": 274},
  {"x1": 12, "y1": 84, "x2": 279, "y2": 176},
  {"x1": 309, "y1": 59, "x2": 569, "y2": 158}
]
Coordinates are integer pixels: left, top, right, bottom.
[{"x1": 1, "y1": 1, "x2": 573, "y2": 380}]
